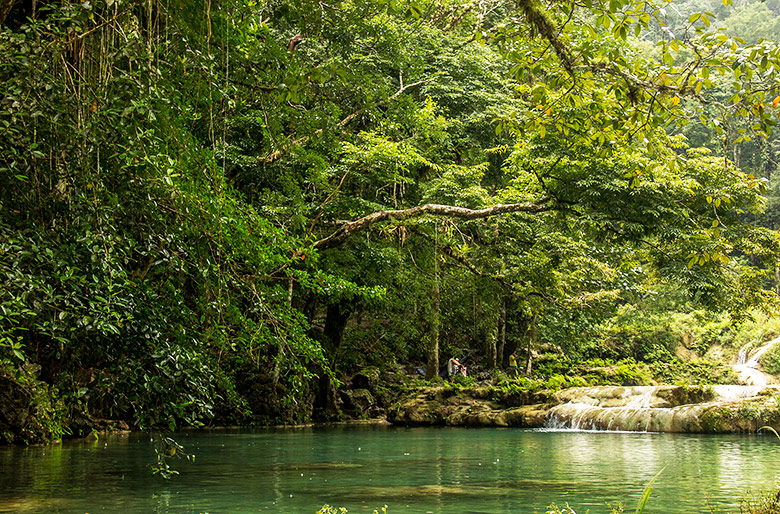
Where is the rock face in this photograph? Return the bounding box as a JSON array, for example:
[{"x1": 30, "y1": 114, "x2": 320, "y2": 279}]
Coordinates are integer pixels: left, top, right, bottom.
[
  {"x1": 332, "y1": 367, "x2": 410, "y2": 420},
  {"x1": 388, "y1": 384, "x2": 780, "y2": 433}
]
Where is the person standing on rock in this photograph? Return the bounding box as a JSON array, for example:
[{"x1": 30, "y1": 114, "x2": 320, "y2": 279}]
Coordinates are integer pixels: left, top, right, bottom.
[
  {"x1": 509, "y1": 353, "x2": 519, "y2": 377},
  {"x1": 447, "y1": 356, "x2": 461, "y2": 381}
]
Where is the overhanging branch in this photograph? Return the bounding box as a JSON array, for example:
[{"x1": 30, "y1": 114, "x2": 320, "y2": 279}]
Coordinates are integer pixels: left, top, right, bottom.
[{"x1": 312, "y1": 199, "x2": 552, "y2": 250}]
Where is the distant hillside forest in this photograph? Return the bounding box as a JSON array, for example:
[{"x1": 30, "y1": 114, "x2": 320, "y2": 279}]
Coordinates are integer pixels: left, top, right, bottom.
[{"x1": 2, "y1": 0, "x2": 780, "y2": 443}]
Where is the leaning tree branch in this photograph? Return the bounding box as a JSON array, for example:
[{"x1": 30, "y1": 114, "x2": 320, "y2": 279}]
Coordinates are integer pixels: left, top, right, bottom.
[{"x1": 312, "y1": 199, "x2": 552, "y2": 250}]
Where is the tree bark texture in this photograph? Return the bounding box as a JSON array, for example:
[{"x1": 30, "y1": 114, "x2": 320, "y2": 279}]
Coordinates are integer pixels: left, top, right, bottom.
[
  {"x1": 313, "y1": 303, "x2": 352, "y2": 417},
  {"x1": 497, "y1": 296, "x2": 507, "y2": 367}
]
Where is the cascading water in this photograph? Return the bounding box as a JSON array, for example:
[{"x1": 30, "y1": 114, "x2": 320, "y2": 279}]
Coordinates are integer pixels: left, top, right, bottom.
[
  {"x1": 544, "y1": 385, "x2": 778, "y2": 432},
  {"x1": 746, "y1": 335, "x2": 780, "y2": 366},
  {"x1": 733, "y1": 335, "x2": 780, "y2": 386}
]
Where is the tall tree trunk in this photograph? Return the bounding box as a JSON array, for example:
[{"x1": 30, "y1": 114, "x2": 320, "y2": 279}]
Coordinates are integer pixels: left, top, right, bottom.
[
  {"x1": 426, "y1": 235, "x2": 440, "y2": 379},
  {"x1": 497, "y1": 296, "x2": 507, "y2": 367},
  {"x1": 322, "y1": 302, "x2": 352, "y2": 354},
  {"x1": 313, "y1": 302, "x2": 352, "y2": 418},
  {"x1": 525, "y1": 313, "x2": 537, "y2": 375},
  {"x1": 485, "y1": 303, "x2": 498, "y2": 368},
  {"x1": 501, "y1": 298, "x2": 522, "y2": 364},
  {"x1": 776, "y1": 266, "x2": 780, "y2": 297}
]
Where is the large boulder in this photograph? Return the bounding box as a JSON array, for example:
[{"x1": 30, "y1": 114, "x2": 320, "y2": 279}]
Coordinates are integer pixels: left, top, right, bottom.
[
  {"x1": 350, "y1": 368, "x2": 381, "y2": 391},
  {"x1": 339, "y1": 389, "x2": 381, "y2": 418},
  {"x1": 334, "y1": 366, "x2": 409, "y2": 420}
]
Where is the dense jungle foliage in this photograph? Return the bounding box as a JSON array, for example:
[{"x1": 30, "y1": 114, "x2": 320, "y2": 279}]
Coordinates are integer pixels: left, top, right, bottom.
[{"x1": 3, "y1": 0, "x2": 780, "y2": 443}]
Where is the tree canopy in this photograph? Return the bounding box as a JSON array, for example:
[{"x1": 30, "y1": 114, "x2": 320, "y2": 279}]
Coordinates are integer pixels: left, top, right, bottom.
[{"x1": 1, "y1": 0, "x2": 779, "y2": 440}]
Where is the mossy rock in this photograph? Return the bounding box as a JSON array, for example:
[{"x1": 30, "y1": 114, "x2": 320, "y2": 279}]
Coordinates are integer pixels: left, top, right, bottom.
[
  {"x1": 350, "y1": 368, "x2": 381, "y2": 390},
  {"x1": 699, "y1": 398, "x2": 780, "y2": 433},
  {"x1": 656, "y1": 385, "x2": 716, "y2": 407},
  {"x1": 387, "y1": 394, "x2": 447, "y2": 425},
  {"x1": 339, "y1": 389, "x2": 380, "y2": 418}
]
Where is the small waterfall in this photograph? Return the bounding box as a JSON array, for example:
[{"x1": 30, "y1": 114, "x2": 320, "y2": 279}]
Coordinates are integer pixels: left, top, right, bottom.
[
  {"x1": 746, "y1": 335, "x2": 780, "y2": 367},
  {"x1": 733, "y1": 336, "x2": 780, "y2": 386},
  {"x1": 545, "y1": 385, "x2": 779, "y2": 432},
  {"x1": 737, "y1": 347, "x2": 748, "y2": 366}
]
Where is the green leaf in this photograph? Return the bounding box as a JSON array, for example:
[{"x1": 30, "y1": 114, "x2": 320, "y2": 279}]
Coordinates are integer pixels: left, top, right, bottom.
[
  {"x1": 405, "y1": 4, "x2": 422, "y2": 19},
  {"x1": 635, "y1": 467, "x2": 665, "y2": 514}
]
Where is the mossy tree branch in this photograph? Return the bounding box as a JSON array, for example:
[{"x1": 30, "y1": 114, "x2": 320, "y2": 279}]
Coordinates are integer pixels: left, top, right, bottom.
[{"x1": 312, "y1": 199, "x2": 553, "y2": 250}]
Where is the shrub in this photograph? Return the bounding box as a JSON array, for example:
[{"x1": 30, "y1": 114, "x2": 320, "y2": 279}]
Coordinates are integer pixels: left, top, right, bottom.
[{"x1": 651, "y1": 359, "x2": 739, "y2": 385}]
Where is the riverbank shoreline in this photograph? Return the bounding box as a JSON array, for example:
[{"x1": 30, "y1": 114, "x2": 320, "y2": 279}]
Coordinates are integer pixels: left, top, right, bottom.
[
  {"x1": 5, "y1": 375, "x2": 780, "y2": 447},
  {"x1": 388, "y1": 384, "x2": 780, "y2": 433}
]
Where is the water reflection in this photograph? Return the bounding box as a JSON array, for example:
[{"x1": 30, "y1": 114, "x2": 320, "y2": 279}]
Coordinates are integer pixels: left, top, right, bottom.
[{"x1": 0, "y1": 427, "x2": 779, "y2": 514}]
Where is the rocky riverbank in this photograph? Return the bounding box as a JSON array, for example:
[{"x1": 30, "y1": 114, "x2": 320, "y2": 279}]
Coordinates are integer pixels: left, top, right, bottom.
[{"x1": 387, "y1": 384, "x2": 780, "y2": 433}]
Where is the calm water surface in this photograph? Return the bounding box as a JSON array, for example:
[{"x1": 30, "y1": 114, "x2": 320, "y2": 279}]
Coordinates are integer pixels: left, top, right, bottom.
[{"x1": 1, "y1": 425, "x2": 779, "y2": 514}]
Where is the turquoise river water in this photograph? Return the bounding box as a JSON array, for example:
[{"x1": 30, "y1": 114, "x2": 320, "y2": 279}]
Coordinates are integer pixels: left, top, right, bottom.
[{"x1": 1, "y1": 425, "x2": 779, "y2": 514}]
